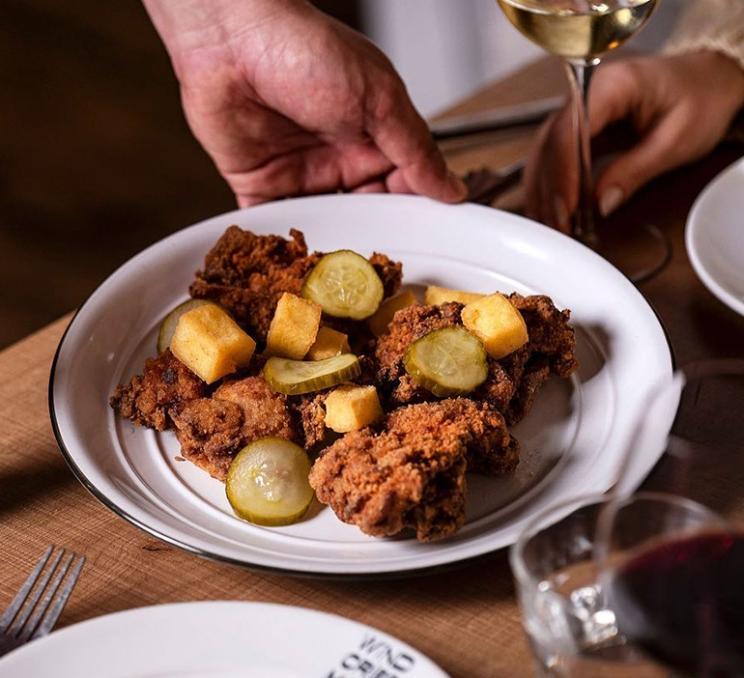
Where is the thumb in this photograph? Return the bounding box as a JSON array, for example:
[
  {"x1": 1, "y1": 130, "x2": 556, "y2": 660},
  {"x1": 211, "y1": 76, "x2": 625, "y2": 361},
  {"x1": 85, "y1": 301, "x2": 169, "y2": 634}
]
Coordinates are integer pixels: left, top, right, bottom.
[
  {"x1": 595, "y1": 111, "x2": 686, "y2": 217},
  {"x1": 367, "y1": 79, "x2": 466, "y2": 203}
]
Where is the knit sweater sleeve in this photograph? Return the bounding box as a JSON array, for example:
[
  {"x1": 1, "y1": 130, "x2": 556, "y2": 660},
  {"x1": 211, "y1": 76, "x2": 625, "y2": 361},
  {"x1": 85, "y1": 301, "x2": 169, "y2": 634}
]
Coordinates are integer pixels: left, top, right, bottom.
[{"x1": 663, "y1": 0, "x2": 744, "y2": 70}]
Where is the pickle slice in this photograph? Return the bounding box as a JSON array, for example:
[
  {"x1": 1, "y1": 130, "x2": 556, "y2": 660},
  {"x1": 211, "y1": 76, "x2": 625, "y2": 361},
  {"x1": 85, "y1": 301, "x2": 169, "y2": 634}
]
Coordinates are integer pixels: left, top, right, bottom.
[
  {"x1": 263, "y1": 353, "x2": 361, "y2": 396},
  {"x1": 302, "y1": 250, "x2": 384, "y2": 320},
  {"x1": 157, "y1": 299, "x2": 213, "y2": 353},
  {"x1": 403, "y1": 327, "x2": 487, "y2": 397},
  {"x1": 226, "y1": 438, "x2": 313, "y2": 526}
]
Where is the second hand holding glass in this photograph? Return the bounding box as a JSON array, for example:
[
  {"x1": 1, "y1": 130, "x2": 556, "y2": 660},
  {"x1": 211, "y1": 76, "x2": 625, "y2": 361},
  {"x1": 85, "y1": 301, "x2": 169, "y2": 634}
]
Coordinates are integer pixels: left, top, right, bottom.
[{"x1": 497, "y1": 0, "x2": 670, "y2": 282}]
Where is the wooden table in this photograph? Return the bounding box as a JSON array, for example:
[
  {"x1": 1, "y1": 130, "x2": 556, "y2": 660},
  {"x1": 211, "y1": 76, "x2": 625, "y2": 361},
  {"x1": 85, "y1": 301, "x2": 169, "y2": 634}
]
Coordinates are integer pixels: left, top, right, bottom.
[{"x1": 1, "y1": 59, "x2": 743, "y2": 678}]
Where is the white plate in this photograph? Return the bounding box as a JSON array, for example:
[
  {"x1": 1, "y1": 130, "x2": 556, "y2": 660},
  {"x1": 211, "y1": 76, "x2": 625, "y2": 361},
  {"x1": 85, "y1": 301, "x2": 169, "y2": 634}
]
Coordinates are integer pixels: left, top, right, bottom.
[
  {"x1": 687, "y1": 156, "x2": 744, "y2": 317},
  {"x1": 0, "y1": 601, "x2": 447, "y2": 677},
  {"x1": 50, "y1": 194, "x2": 673, "y2": 576}
]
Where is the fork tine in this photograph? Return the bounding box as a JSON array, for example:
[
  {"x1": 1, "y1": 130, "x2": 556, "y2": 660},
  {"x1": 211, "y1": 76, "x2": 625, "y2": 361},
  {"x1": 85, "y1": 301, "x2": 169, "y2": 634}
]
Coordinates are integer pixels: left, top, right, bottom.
[
  {"x1": 17, "y1": 553, "x2": 74, "y2": 642},
  {"x1": 31, "y1": 555, "x2": 84, "y2": 640},
  {"x1": 0, "y1": 546, "x2": 53, "y2": 632},
  {"x1": 7, "y1": 549, "x2": 64, "y2": 637}
]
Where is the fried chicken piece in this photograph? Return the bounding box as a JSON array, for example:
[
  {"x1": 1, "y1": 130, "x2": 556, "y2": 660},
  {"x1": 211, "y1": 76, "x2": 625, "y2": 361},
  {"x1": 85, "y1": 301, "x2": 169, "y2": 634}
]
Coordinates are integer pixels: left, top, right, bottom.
[
  {"x1": 309, "y1": 399, "x2": 518, "y2": 541},
  {"x1": 369, "y1": 252, "x2": 403, "y2": 298},
  {"x1": 474, "y1": 346, "x2": 530, "y2": 412},
  {"x1": 375, "y1": 302, "x2": 462, "y2": 385},
  {"x1": 189, "y1": 227, "x2": 403, "y2": 344},
  {"x1": 189, "y1": 227, "x2": 320, "y2": 342},
  {"x1": 170, "y1": 376, "x2": 298, "y2": 480},
  {"x1": 509, "y1": 293, "x2": 578, "y2": 377},
  {"x1": 505, "y1": 357, "x2": 551, "y2": 425},
  {"x1": 374, "y1": 302, "x2": 522, "y2": 410},
  {"x1": 386, "y1": 398, "x2": 519, "y2": 477},
  {"x1": 213, "y1": 377, "x2": 297, "y2": 443},
  {"x1": 169, "y1": 398, "x2": 245, "y2": 479},
  {"x1": 290, "y1": 393, "x2": 329, "y2": 450},
  {"x1": 110, "y1": 350, "x2": 206, "y2": 431},
  {"x1": 374, "y1": 296, "x2": 577, "y2": 422},
  {"x1": 198, "y1": 225, "x2": 312, "y2": 286}
]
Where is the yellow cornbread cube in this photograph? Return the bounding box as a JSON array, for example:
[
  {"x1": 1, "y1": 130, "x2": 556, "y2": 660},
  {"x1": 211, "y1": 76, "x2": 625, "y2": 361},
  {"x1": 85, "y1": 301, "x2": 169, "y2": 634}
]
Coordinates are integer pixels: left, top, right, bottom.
[
  {"x1": 324, "y1": 385, "x2": 383, "y2": 433},
  {"x1": 266, "y1": 293, "x2": 322, "y2": 359},
  {"x1": 461, "y1": 293, "x2": 528, "y2": 360},
  {"x1": 170, "y1": 304, "x2": 256, "y2": 383},
  {"x1": 367, "y1": 291, "x2": 418, "y2": 337},
  {"x1": 424, "y1": 286, "x2": 484, "y2": 306},
  {"x1": 307, "y1": 326, "x2": 351, "y2": 360}
]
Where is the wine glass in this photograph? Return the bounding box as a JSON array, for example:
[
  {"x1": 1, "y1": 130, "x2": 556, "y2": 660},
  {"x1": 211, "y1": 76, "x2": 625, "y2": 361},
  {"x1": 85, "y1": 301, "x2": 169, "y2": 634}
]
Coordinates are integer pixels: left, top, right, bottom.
[
  {"x1": 596, "y1": 360, "x2": 744, "y2": 676},
  {"x1": 497, "y1": 0, "x2": 670, "y2": 282},
  {"x1": 511, "y1": 360, "x2": 744, "y2": 675},
  {"x1": 512, "y1": 492, "x2": 727, "y2": 676}
]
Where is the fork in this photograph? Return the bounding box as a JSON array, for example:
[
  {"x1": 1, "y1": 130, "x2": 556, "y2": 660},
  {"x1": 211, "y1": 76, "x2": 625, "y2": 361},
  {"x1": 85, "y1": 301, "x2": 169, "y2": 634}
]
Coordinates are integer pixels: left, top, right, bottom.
[
  {"x1": 463, "y1": 159, "x2": 525, "y2": 206},
  {"x1": 0, "y1": 546, "x2": 85, "y2": 657}
]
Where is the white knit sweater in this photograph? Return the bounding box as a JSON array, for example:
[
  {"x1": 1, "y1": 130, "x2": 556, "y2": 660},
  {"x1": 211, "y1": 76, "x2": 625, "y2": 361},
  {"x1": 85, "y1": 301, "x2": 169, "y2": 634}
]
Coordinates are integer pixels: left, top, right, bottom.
[{"x1": 664, "y1": 0, "x2": 744, "y2": 69}]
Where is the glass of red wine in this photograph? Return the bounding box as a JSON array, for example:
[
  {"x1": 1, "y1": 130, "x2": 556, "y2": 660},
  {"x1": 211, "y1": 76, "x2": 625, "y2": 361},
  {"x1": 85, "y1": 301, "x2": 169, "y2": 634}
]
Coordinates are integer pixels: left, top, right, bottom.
[
  {"x1": 511, "y1": 360, "x2": 744, "y2": 676},
  {"x1": 596, "y1": 360, "x2": 744, "y2": 677},
  {"x1": 597, "y1": 493, "x2": 739, "y2": 676}
]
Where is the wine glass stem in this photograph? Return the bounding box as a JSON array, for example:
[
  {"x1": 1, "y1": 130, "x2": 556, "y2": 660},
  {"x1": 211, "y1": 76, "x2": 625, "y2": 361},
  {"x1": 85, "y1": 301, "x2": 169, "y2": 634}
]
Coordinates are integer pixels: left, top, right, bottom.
[{"x1": 565, "y1": 59, "x2": 599, "y2": 247}]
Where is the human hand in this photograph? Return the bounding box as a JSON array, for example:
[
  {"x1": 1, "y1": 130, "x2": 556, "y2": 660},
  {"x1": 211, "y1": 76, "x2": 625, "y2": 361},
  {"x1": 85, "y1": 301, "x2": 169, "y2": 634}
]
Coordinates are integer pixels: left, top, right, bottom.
[
  {"x1": 144, "y1": 0, "x2": 465, "y2": 206},
  {"x1": 524, "y1": 51, "x2": 744, "y2": 230}
]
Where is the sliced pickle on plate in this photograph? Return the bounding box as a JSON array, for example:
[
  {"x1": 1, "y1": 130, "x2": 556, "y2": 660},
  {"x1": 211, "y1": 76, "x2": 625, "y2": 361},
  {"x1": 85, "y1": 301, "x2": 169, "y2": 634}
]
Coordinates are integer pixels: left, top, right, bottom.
[
  {"x1": 226, "y1": 438, "x2": 313, "y2": 526},
  {"x1": 157, "y1": 299, "x2": 213, "y2": 354},
  {"x1": 403, "y1": 327, "x2": 487, "y2": 397},
  {"x1": 263, "y1": 353, "x2": 361, "y2": 396},
  {"x1": 302, "y1": 250, "x2": 384, "y2": 320}
]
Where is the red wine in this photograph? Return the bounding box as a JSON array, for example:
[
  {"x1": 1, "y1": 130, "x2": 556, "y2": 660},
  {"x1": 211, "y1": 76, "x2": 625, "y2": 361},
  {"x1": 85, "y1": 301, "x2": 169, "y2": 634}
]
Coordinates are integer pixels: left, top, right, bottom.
[{"x1": 609, "y1": 532, "x2": 744, "y2": 676}]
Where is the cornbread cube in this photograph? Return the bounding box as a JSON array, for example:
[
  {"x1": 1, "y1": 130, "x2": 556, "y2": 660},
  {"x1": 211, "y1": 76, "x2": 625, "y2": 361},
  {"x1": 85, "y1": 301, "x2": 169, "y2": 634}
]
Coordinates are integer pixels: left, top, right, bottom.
[
  {"x1": 324, "y1": 385, "x2": 383, "y2": 433},
  {"x1": 425, "y1": 286, "x2": 484, "y2": 306},
  {"x1": 461, "y1": 293, "x2": 528, "y2": 360},
  {"x1": 170, "y1": 305, "x2": 256, "y2": 383},
  {"x1": 266, "y1": 293, "x2": 322, "y2": 359},
  {"x1": 368, "y1": 291, "x2": 418, "y2": 337},
  {"x1": 307, "y1": 326, "x2": 351, "y2": 360}
]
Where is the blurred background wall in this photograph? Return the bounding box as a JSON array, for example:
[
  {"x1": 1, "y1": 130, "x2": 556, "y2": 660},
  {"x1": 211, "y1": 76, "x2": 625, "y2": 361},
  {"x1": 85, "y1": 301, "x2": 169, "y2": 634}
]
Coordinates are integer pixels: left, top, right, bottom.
[{"x1": 0, "y1": 0, "x2": 680, "y2": 349}]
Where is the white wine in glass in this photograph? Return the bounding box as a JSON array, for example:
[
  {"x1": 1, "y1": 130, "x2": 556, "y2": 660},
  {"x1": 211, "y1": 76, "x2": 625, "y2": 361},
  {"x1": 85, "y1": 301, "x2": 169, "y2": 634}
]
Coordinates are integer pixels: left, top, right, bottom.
[
  {"x1": 497, "y1": 0, "x2": 666, "y2": 281},
  {"x1": 498, "y1": 0, "x2": 657, "y2": 61}
]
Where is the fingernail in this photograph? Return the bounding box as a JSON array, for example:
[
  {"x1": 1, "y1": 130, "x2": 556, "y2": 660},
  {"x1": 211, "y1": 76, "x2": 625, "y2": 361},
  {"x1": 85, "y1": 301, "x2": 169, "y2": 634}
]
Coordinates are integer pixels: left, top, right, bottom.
[
  {"x1": 599, "y1": 186, "x2": 624, "y2": 217},
  {"x1": 553, "y1": 195, "x2": 569, "y2": 228}
]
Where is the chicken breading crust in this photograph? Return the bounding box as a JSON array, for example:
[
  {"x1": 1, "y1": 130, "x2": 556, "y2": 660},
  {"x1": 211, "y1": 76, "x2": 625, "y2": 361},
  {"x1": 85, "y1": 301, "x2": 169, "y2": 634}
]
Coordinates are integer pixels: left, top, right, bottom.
[
  {"x1": 110, "y1": 350, "x2": 206, "y2": 431},
  {"x1": 169, "y1": 376, "x2": 298, "y2": 480},
  {"x1": 374, "y1": 295, "x2": 577, "y2": 423},
  {"x1": 309, "y1": 399, "x2": 518, "y2": 541},
  {"x1": 189, "y1": 226, "x2": 402, "y2": 343},
  {"x1": 189, "y1": 227, "x2": 320, "y2": 342}
]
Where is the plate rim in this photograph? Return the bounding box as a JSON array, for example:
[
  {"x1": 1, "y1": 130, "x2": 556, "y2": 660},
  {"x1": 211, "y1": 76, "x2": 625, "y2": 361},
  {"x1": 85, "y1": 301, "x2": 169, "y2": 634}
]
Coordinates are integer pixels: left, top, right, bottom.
[
  {"x1": 48, "y1": 194, "x2": 675, "y2": 578},
  {"x1": 0, "y1": 600, "x2": 449, "y2": 676},
  {"x1": 686, "y1": 156, "x2": 744, "y2": 317}
]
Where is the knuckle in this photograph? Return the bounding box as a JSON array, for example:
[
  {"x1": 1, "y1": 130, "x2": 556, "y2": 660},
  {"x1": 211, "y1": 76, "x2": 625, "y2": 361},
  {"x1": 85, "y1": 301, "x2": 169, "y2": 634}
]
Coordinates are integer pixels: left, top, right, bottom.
[{"x1": 367, "y1": 71, "x2": 405, "y2": 121}]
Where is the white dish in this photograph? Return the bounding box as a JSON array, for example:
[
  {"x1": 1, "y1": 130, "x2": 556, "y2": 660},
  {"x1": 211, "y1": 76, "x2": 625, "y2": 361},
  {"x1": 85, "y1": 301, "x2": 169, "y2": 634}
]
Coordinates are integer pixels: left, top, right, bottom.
[
  {"x1": 50, "y1": 194, "x2": 673, "y2": 576},
  {"x1": 687, "y1": 156, "x2": 744, "y2": 317},
  {"x1": 0, "y1": 601, "x2": 447, "y2": 677}
]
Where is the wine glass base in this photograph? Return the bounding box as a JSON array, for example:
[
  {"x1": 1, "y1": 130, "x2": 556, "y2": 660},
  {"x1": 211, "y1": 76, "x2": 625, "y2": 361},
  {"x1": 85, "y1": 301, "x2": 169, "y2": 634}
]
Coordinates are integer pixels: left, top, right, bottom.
[{"x1": 588, "y1": 221, "x2": 672, "y2": 285}]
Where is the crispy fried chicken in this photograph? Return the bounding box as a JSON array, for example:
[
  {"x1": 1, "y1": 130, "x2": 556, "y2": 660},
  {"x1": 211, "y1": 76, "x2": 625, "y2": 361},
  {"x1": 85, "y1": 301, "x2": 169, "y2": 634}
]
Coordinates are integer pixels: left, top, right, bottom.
[
  {"x1": 110, "y1": 350, "x2": 206, "y2": 431},
  {"x1": 290, "y1": 393, "x2": 329, "y2": 450},
  {"x1": 509, "y1": 293, "x2": 577, "y2": 377},
  {"x1": 169, "y1": 398, "x2": 245, "y2": 480},
  {"x1": 374, "y1": 295, "x2": 577, "y2": 423},
  {"x1": 189, "y1": 227, "x2": 320, "y2": 342},
  {"x1": 169, "y1": 376, "x2": 298, "y2": 480},
  {"x1": 109, "y1": 224, "x2": 578, "y2": 544},
  {"x1": 189, "y1": 226, "x2": 402, "y2": 343},
  {"x1": 368, "y1": 253, "x2": 403, "y2": 299},
  {"x1": 309, "y1": 399, "x2": 518, "y2": 541}
]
